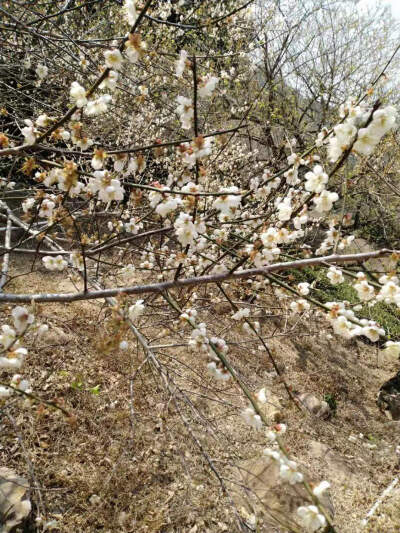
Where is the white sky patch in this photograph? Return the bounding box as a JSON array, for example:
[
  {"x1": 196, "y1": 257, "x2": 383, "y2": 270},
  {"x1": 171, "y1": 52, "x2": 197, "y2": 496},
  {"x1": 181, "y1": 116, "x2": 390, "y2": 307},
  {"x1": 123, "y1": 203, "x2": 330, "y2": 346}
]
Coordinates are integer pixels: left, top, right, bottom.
[{"x1": 357, "y1": 0, "x2": 400, "y2": 18}]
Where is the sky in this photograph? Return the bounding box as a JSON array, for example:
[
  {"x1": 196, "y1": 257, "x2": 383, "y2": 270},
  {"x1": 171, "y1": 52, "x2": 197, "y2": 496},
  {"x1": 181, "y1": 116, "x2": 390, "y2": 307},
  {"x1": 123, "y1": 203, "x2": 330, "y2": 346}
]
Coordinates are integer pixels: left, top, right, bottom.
[{"x1": 357, "y1": 0, "x2": 400, "y2": 18}]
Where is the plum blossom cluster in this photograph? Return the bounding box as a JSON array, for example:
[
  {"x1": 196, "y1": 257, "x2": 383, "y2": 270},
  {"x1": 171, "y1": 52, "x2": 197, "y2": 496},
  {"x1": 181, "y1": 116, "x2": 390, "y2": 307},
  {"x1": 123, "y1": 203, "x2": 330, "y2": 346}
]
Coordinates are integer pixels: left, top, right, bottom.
[
  {"x1": 326, "y1": 101, "x2": 397, "y2": 161},
  {"x1": 42, "y1": 255, "x2": 68, "y2": 271},
  {"x1": 22, "y1": 196, "x2": 56, "y2": 219},
  {"x1": 240, "y1": 387, "x2": 268, "y2": 430},
  {"x1": 175, "y1": 96, "x2": 194, "y2": 130},
  {"x1": 177, "y1": 136, "x2": 214, "y2": 168},
  {"x1": 174, "y1": 213, "x2": 199, "y2": 247},
  {"x1": 264, "y1": 445, "x2": 329, "y2": 531},
  {"x1": 326, "y1": 300, "x2": 385, "y2": 342},
  {"x1": 175, "y1": 49, "x2": 189, "y2": 78},
  {"x1": 88, "y1": 171, "x2": 124, "y2": 203},
  {"x1": 198, "y1": 75, "x2": 219, "y2": 98},
  {"x1": 213, "y1": 187, "x2": 241, "y2": 221},
  {"x1": 125, "y1": 33, "x2": 147, "y2": 64},
  {"x1": 240, "y1": 387, "x2": 331, "y2": 531},
  {"x1": 180, "y1": 310, "x2": 230, "y2": 381},
  {"x1": 314, "y1": 220, "x2": 355, "y2": 256},
  {"x1": 0, "y1": 307, "x2": 35, "y2": 399}
]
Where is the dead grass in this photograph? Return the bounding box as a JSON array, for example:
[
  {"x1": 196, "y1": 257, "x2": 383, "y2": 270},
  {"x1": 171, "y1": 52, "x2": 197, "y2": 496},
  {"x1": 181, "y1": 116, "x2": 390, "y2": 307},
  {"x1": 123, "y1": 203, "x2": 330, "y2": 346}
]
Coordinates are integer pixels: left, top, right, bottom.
[{"x1": 1, "y1": 254, "x2": 400, "y2": 532}]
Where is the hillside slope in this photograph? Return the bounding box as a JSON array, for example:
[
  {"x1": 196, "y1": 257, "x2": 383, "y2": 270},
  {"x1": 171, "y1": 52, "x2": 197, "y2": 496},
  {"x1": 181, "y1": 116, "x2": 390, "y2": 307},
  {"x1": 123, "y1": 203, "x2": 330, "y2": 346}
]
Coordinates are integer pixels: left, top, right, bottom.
[{"x1": 1, "y1": 253, "x2": 400, "y2": 532}]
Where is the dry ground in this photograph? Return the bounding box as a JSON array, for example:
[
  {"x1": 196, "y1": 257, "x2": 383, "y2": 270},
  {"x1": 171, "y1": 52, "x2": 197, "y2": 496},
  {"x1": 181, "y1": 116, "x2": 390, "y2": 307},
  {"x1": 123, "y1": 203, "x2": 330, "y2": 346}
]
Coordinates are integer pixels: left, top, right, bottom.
[{"x1": 1, "y1": 254, "x2": 400, "y2": 532}]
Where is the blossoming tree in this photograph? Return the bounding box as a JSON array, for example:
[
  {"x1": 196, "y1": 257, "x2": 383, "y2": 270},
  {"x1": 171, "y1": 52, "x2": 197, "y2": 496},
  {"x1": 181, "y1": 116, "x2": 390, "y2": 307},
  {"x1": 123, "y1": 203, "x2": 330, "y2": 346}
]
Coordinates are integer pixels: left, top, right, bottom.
[{"x1": 1, "y1": 0, "x2": 400, "y2": 530}]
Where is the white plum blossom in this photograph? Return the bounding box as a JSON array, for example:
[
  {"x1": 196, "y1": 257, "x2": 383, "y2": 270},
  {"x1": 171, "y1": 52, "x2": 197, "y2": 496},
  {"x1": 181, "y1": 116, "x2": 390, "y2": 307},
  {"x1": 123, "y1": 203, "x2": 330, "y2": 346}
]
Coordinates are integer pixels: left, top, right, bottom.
[
  {"x1": 148, "y1": 187, "x2": 166, "y2": 208},
  {"x1": 174, "y1": 213, "x2": 198, "y2": 246},
  {"x1": 252, "y1": 247, "x2": 281, "y2": 267},
  {"x1": 382, "y1": 341, "x2": 400, "y2": 359},
  {"x1": 36, "y1": 63, "x2": 48, "y2": 80},
  {"x1": 198, "y1": 75, "x2": 219, "y2": 98},
  {"x1": 126, "y1": 154, "x2": 146, "y2": 175},
  {"x1": 189, "y1": 323, "x2": 208, "y2": 350},
  {"x1": 304, "y1": 165, "x2": 329, "y2": 193},
  {"x1": 123, "y1": 0, "x2": 137, "y2": 25},
  {"x1": 125, "y1": 218, "x2": 143, "y2": 233},
  {"x1": 297, "y1": 282, "x2": 310, "y2": 295},
  {"x1": 290, "y1": 299, "x2": 310, "y2": 313},
  {"x1": 297, "y1": 505, "x2": 326, "y2": 532},
  {"x1": 121, "y1": 264, "x2": 136, "y2": 277},
  {"x1": 36, "y1": 114, "x2": 51, "y2": 128},
  {"x1": 231, "y1": 308, "x2": 250, "y2": 320},
  {"x1": 42, "y1": 255, "x2": 68, "y2": 271},
  {"x1": 207, "y1": 361, "x2": 230, "y2": 381},
  {"x1": 263, "y1": 448, "x2": 285, "y2": 462},
  {"x1": 327, "y1": 137, "x2": 343, "y2": 163},
  {"x1": 313, "y1": 480, "x2": 331, "y2": 499},
  {"x1": 327, "y1": 266, "x2": 344, "y2": 285},
  {"x1": 213, "y1": 188, "x2": 241, "y2": 221},
  {"x1": 179, "y1": 308, "x2": 198, "y2": 322},
  {"x1": 354, "y1": 280, "x2": 375, "y2": 302},
  {"x1": 0, "y1": 325, "x2": 16, "y2": 350},
  {"x1": 155, "y1": 198, "x2": 182, "y2": 217},
  {"x1": 260, "y1": 227, "x2": 281, "y2": 247},
  {"x1": 284, "y1": 167, "x2": 299, "y2": 186},
  {"x1": 287, "y1": 153, "x2": 304, "y2": 166},
  {"x1": 88, "y1": 171, "x2": 124, "y2": 203},
  {"x1": 0, "y1": 347, "x2": 27, "y2": 371},
  {"x1": 313, "y1": 190, "x2": 339, "y2": 213},
  {"x1": 331, "y1": 316, "x2": 354, "y2": 339},
  {"x1": 377, "y1": 281, "x2": 400, "y2": 305},
  {"x1": 328, "y1": 103, "x2": 397, "y2": 161},
  {"x1": 125, "y1": 33, "x2": 147, "y2": 63},
  {"x1": 191, "y1": 136, "x2": 213, "y2": 160},
  {"x1": 104, "y1": 49, "x2": 123, "y2": 70},
  {"x1": 279, "y1": 460, "x2": 304, "y2": 485},
  {"x1": 241, "y1": 407, "x2": 262, "y2": 430},
  {"x1": 113, "y1": 153, "x2": 128, "y2": 172},
  {"x1": 265, "y1": 423, "x2": 287, "y2": 442},
  {"x1": 85, "y1": 94, "x2": 112, "y2": 116},
  {"x1": 100, "y1": 180, "x2": 124, "y2": 202},
  {"x1": 22, "y1": 120, "x2": 36, "y2": 145},
  {"x1": 315, "y1": 127, "x2": 329, "y2": 148},
  {"x1": 369, "y1": 106, "x2": 397, "y2": 136},
  {"x1": 70, "y1": 81, "x2": 87, "y2": 108},
  {"x1": 99, "y1": 70, "x2": 119, "y2": 91},
  {"x1": 175, "y1": 49, "x2": 188, "y2": 77},
  {"x1": 353, "y1": 127, "x2": 380, "y2": 156},
  {"x1": 337, "y1": 235, "x2": 355, "y2": 250},
  {"x1": 209, "y1": 337, "x2": 229, "y2": 356},
  {"x1": 176, "y1": 96, "x2": 193, "y2": 129},
  {"x1": 333, "y1": 122, "x2": 357, "y2": 146},
  {"x1": 355, "y1": 323, "x2": 385, "y2": 342},
  {"x1": 128, "y1": 300, "x2": 145, "y2": 321},
  {"x1": 256, "y1": 387, "x2": 268, "y2": 404},
  {"x1": 22, "y1": 197, "x2": 35, "y2": 213},
  {"x1": 10, "y1": 374, "x2": 30, "y2": 393},
  {"x1": 38, "y1": 198, "x2": 55, "y2": 218},
  {"x1": 91, "y1": 149, "x2": 107, "y2": 170},
  {"x1": 12, "y1": 307, "x2": 34, "y2": 334},
  {"x1": 276, "y1": 198, "x2": 292, "y2": 221}
]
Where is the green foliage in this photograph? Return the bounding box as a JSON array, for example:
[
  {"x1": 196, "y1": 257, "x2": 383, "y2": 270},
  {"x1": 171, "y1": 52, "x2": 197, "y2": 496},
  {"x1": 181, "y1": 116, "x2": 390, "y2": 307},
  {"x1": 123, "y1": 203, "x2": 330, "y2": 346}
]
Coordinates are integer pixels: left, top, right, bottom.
[{"x1": 323, "y1": 393, "x2": 337, "y2": 414}]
